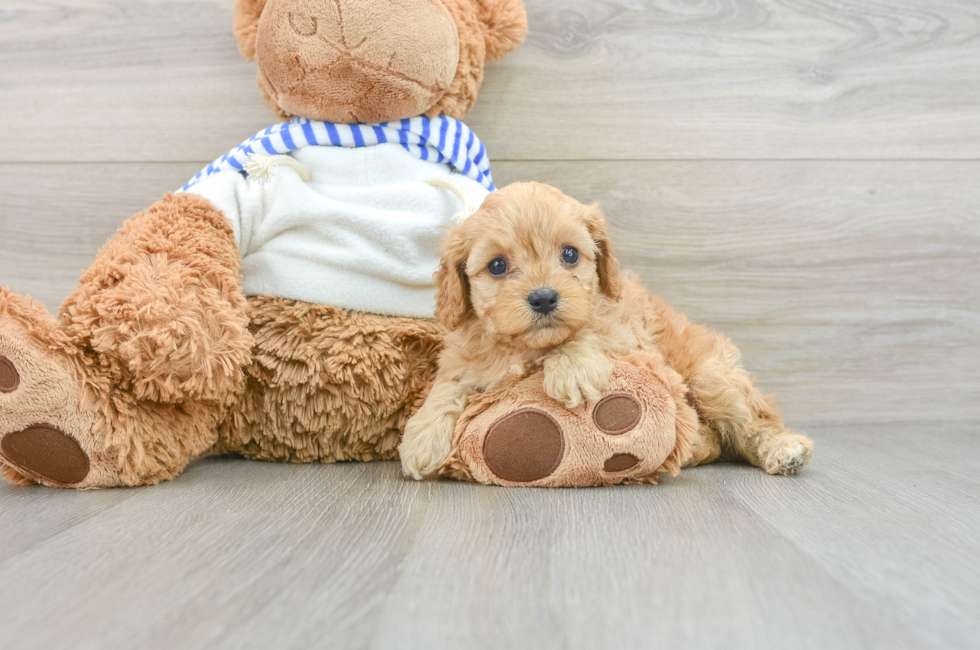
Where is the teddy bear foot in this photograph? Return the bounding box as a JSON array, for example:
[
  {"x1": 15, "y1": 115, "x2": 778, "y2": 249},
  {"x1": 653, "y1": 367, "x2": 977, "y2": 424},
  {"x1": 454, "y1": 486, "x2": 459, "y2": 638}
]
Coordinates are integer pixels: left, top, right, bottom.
[
  {"x1": 443, "y1": 360, "x2": 690, "y2": 487},
  {"x1": 480, "y1": 395, "x2": 646, "y2": 483},
  {"x1": 0, "y1": 290, "x2": 99, "y2": 488}
]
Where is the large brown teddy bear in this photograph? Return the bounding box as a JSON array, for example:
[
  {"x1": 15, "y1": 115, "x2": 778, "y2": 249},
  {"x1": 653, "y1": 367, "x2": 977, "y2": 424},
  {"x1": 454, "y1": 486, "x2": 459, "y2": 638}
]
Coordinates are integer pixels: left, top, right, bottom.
[
  {"x1": 0, "y1": 0, "x2": 531, "y2": 488},
  {"x1": 1, "y1": 0, "x2": 703, "y2": 489}
]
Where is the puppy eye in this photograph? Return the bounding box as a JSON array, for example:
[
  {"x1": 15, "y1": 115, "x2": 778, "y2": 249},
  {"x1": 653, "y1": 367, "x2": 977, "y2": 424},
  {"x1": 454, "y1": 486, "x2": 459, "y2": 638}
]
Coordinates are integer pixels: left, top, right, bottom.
[
  {"x1": 561, "y1": 246, "x2": 579, "y2": 265},
  {"x1": 488, "y1": 258, "x2": 508, "y2": 276}
]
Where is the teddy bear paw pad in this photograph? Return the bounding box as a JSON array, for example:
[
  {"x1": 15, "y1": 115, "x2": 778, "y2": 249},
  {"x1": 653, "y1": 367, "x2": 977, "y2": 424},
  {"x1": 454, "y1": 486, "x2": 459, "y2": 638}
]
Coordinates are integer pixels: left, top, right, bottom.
[
  {"x1": 0, "y1": 355, "x2": 19, "y2": 393},
  {"x1": 2, "y1": 425, "x2": 90, "y2": 485},
  {"x1": 483, "y1": 408, "x2": 565, "y2": 483},
  {"x1": 603, "y1": 453, "x2": 640, "y2": 472},
  {"x1": 593, "y1": 394, "x2": 642, "y2": 435}
]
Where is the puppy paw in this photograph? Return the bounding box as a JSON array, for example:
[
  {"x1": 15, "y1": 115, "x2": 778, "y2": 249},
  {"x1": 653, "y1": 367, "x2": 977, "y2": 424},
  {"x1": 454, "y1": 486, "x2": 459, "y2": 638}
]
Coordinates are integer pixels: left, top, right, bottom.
[
  {"x1": 763, "y1": 435, "x2": 814, "y2": 475},
  {"x1": 543, "y1": 351, "x2": 613, "y2": 408},
  {"x1": 398, "y1": 415, "x2": 454, "y2": 480}
]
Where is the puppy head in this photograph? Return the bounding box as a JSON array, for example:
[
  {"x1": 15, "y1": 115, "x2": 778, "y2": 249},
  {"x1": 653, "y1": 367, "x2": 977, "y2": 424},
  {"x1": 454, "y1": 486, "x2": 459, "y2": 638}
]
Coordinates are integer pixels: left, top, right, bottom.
[{"x1": 435, "y1": 182, "x2": 622, "y2": 348}]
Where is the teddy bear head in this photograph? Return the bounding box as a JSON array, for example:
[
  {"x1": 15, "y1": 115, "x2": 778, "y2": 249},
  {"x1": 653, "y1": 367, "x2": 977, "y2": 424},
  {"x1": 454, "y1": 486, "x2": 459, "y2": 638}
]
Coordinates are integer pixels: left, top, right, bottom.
[{"x1": 233, "y1": 0, "x2": 527, "y2": 124}]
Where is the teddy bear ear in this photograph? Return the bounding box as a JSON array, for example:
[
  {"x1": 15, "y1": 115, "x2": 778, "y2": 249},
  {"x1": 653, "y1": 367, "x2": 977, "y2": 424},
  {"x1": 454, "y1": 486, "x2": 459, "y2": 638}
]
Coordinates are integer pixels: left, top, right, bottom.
[
  {"x1": 233, "y1": 0, "x2": 269, "y2": 61},
  {"x1": 477, "y1": 0, "x2": 529, "y2": 61}
]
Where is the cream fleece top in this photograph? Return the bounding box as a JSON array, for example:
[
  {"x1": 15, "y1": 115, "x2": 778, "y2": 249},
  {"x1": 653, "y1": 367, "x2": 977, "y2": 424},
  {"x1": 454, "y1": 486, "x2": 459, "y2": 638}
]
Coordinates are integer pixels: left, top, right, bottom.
[{"x1": 181, "y1": 117, "x2": 493, "y2": 318}]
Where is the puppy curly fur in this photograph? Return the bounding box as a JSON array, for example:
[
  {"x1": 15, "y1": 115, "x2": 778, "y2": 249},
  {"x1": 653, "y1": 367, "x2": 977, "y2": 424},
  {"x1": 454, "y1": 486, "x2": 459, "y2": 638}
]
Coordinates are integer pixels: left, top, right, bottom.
[{"x1": 399, "y1": 182, "x2": 813, "y2": 479}]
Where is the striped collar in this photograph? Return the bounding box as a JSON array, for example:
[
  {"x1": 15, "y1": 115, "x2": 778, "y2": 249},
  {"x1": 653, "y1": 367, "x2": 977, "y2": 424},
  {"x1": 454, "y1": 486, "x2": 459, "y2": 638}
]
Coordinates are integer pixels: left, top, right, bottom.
[{"x1": 182, "y1": 115, "x2": 495, "y2": 192}]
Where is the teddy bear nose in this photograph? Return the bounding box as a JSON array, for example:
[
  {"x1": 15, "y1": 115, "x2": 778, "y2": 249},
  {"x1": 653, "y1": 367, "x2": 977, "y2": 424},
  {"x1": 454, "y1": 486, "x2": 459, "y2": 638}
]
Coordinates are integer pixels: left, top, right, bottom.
[{"x1": 527, "y1": 288, "x2": 559, "y2": 315}]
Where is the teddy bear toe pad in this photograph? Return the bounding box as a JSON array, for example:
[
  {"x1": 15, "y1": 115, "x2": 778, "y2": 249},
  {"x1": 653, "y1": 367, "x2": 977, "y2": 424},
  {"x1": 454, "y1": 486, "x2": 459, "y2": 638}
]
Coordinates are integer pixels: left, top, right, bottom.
[
  {"x1": 603, "y1": 453, "x2": 640, "y2": 472},
  {"x1": 593, "y1": 394, "x2": 642, "y2": 435},
  {"x1": 1, "y1": 425, "x2": 90, "y2": 485},
  {"x1": 483, "y1": 409, "x2": 565, "y2": 483},
  {"x1": 0, "y1": 355, "x2": 19, "y2": 393}
]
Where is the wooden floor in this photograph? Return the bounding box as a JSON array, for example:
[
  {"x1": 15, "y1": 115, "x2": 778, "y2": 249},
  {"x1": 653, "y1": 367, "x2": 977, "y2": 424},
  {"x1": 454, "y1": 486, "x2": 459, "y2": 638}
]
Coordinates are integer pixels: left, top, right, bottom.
[
  {"x1": 0, "y1": 1, "x2": 978, "y2": 648},
  {"x1": 0, "y1": 426, "x2": 976, "y2": 650}
]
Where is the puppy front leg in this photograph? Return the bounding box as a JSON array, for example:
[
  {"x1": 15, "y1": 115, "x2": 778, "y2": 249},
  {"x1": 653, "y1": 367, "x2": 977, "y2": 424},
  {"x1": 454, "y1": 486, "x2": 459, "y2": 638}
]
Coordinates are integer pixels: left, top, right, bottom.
[
  {"x1": 399, "y1": 379, "x2": 473, "y2": 480},
  {"x1": 543, "y1": 333, "x2": 613, "y2": 408}
]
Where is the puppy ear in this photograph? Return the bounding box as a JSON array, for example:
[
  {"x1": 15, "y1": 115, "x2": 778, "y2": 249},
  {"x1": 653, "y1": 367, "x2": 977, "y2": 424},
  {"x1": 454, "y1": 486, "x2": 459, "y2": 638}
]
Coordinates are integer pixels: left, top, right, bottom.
[
  {"x1": 434, "y1": 228, "x2": 472, "y2": 330},
  {"x1": 234, "y1": 0, "x2": 269, "y2": 61},
  {"x1": 583, "y1": 202, "x2": 623, "y2": 300},
  {"x1": 478, "y1": 0, "x2": 529, "y2": 62}
]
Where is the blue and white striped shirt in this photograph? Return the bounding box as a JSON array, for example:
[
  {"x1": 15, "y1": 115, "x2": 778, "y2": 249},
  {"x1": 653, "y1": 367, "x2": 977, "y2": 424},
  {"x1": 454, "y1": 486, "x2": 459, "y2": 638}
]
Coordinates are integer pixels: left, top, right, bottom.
[{"x1": 182, "y1": 115, "x2": 495, "y2": 193}]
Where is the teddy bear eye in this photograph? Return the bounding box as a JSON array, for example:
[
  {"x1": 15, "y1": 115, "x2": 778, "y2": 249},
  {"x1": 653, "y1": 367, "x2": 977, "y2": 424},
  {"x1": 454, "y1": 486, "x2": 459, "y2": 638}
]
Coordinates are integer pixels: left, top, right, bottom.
[
  {"x1": 488, "y1": 258, "x2": 508, "y2": 276},
  {"x1": 288, "y1": 12, "x2": 318, "y2": 37},
  {"x1": 562, "y1": 246, "x2": 579, "y2": 265}
]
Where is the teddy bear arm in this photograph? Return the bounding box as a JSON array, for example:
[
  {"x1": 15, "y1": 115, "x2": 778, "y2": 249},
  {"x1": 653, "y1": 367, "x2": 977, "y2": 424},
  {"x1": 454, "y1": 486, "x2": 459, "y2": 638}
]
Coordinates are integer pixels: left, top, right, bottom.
[{"x1": 58, "y1": 193, "x2": 253, "y2": 405}]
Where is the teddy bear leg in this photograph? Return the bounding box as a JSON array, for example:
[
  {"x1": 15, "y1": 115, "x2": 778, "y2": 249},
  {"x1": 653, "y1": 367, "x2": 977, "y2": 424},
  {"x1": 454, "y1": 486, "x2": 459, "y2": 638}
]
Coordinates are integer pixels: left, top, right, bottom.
[
  {"x1": 0, "y1": 194, "x2": 251, "y2": 487},
  {"x1": 441, "y1": 355, "x2": 698, "y2": 487},
  {"x1": 0, "y1": 288, "x2": 102, "y2": 487}
]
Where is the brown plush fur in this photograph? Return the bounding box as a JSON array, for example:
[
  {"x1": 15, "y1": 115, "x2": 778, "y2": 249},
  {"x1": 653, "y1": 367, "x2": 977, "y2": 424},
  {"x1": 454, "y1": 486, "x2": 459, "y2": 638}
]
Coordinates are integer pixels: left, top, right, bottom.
[
  {"x1": 215, "y1": 296, "x2": 441, "y2": 463},
  {"x1": 233, "y1": 0, "x2": 268, "y2": 60},
  {"x1": 1, "y1": 195, "x2": 250, "y2": 487},
  {"x1": 234, "y1": 0, "x2": 527, "y2": 123},
  {"x1": 59, "y1": 193, "x2": 253, "y2": 406},
  {"x1": 0, "y1": 197, "x2": 442, "y2": 487},
  {"x1": 0, "y1": 289, "x2": 96, "y2": 487},
  {"x1": 399, "y1": 183, "x2": 813, "y2": 482}
]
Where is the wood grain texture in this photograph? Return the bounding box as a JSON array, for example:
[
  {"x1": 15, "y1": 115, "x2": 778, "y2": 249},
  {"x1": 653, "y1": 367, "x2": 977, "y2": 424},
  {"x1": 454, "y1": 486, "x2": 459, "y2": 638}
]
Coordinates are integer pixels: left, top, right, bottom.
[
  {"x1": 493, "y1": 160, "x2": 980, "y2": 426},
  {"x1": 2, "y1": 161, "x2": 977, "y2": 426},
  {"x1": 2, "y1": 0, "x2": 980, "y2": 161},
  {"x1": 0, "y1": 425, "x2": 976, "y2": 650}
]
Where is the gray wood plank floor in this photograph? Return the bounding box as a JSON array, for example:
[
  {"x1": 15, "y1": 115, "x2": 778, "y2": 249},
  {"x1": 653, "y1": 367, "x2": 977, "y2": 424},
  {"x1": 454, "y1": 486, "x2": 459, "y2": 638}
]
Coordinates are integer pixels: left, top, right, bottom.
[
  {"x1": 0, "y1": 0, "x2": 978, "y2": 648},
  {"x1": 1, "y1": 426, "x2": 977, "y2": 650}
]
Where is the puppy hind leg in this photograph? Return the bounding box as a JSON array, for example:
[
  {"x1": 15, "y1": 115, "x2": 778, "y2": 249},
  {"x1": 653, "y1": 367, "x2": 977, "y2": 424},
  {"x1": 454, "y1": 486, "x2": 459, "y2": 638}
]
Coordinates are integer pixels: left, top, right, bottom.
[
  {"x1": 690, "y1": 359, "x2": 812, "y2": 475},
  {"x1": 683, "y1": 422, "x2": 723, "y2": 468}
]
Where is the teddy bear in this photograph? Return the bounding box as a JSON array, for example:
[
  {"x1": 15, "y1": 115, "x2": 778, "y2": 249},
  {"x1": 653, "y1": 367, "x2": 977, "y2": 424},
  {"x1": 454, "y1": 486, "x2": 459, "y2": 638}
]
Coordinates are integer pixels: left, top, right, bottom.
[
  {"x1": 0, "y1": 0, "x2": 530, "y2": 488},
  {"x1": 0, "y1": 0, "x2": 696, "y2": 490}
]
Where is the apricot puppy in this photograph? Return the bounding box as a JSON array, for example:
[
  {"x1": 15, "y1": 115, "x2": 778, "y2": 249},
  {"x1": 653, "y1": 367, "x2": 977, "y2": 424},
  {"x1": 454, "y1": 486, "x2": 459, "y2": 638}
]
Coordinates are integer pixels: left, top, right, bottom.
[{"x1": 398, "y1": 182, "x2": 813, "y2": 480}]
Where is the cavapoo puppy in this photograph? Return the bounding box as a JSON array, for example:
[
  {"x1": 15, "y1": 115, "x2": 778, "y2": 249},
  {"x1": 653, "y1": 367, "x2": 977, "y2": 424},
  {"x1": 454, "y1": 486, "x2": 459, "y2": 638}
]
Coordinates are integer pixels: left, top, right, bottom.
[{"x1": 398, "y1": 182, "x2": 813, "y2": 480}]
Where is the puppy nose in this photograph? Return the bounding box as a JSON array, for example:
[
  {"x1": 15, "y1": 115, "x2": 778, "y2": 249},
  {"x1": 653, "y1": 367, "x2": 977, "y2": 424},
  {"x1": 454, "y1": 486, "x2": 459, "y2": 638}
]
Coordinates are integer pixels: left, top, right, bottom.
[{"x1": 527, "y1": 288, "x2": 559, "y2": 315}]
